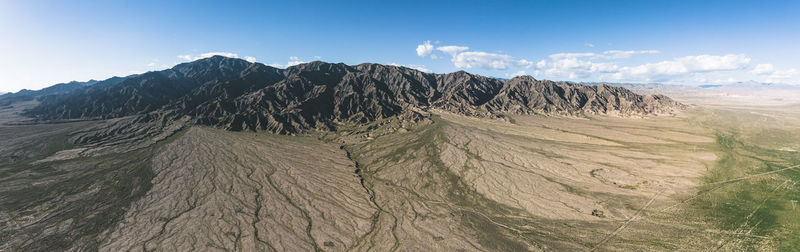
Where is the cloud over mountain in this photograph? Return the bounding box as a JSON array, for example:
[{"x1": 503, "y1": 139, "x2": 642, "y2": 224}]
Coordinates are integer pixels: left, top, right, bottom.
[
  {"x1": 416, "y1": 40, "x2": 435, "y2": 58},
  {"x1": 414, "y1": 41, "x2": 794, "y2": 85},
  {"x1": 178, "y1": 52, "x2": 257, "y2": 62}
]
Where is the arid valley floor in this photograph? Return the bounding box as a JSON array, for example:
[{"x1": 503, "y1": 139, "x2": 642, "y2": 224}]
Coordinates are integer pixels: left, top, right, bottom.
[{"x1": 2, "y1": 94, "x2": 799, "y2": 251}]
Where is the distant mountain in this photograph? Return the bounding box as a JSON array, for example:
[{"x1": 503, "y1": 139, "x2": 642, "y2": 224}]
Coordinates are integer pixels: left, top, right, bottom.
[
  {"x1": 0, "y1": 77, "x2": 127, "y2": 106},
  {"x1": 20, "y1": 56, "x2": 683, "y2": 133},
  {"x1": 705, "y1": 80, "x2": 800, "y2": 91},
  {"x1": 595, "y1": 81, "x2": 800, "y2": 93}
]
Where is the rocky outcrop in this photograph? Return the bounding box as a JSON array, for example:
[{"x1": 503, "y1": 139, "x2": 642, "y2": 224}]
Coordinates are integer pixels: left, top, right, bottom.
[
  {"x1": 21, "y1": 56, "x2": 684, "y2": 133},
  {"x1": 483, "y1": 76, "x2": 685, "y2": 116}
]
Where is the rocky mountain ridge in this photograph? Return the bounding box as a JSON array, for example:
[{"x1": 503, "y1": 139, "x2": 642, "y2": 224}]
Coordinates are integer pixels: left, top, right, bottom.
[{"x1": 18, "y1": 56, "x2": 684, "y2": 133}]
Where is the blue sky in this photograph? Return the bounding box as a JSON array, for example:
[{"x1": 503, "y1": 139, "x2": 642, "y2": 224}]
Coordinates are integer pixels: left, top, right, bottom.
[{"x1": 1, "y1": 0, "x2": 799, "y2": 92}]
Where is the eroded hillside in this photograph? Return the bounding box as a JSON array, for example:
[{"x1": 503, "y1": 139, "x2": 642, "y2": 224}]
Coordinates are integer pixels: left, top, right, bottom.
[
  {"x1": 2, "y1": 104, "x2": 799, "y2": 251},
  {"x1": 331, "y1": 110, "x2": 728, "y2": 251},
  {"x1": 100, "y1": 128, "x2": 375, "y2": 251}
]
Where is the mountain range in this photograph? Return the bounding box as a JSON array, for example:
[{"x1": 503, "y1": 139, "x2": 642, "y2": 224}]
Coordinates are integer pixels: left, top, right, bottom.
[{"x1": 8, "y1": 56, "x2": 683, "y2": 134}]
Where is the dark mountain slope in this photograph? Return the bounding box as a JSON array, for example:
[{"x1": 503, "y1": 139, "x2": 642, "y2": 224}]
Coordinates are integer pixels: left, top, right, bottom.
[
  {"x1": 0, "y1": 77, "x2": 126, "y2": 106},
  {"x1": 25, "y1": 56, "x2": 255, "y2": 120},
  {"x1": 192, "y1": 62, "x2": 508, "y2": 132},
  {"x1": 484, "y1": 76, "x2": 684, "y2": 116},
  {"x1": 20, "y1": 56, "x2": 684, "y2": 133},
  {"x1": 433, "y1": 71, "x2": 505, "y2": 115},
  {"x1": 196, "y1": 62, "x2": 413, "y2": 132}
]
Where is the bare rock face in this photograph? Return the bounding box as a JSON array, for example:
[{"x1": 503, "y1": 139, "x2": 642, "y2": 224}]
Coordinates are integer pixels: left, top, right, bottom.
[
  {"x1": 21, "y1": 56, "x2": 683, "y2": 134},
  {"x1": 483, "y1": 76, "x2": 685, "y2": 116}
]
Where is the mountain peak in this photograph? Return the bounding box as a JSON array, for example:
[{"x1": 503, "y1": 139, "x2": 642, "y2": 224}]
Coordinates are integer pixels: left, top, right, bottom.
[
  {"x1": 289, "y1": 61, "x2": 350, "y2": 71},
  {"x1": 181, "y1": 55, "x2": 251, "y2": 67},
  {"x1": 170, "y1": 56, "x2": 252, "y2": 80},
  {"x1": 509, "y1": 75, "x2": 536, "y2": 82}
]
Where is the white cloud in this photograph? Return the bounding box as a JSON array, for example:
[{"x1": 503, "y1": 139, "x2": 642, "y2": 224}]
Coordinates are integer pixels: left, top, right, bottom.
[
  {"x1": 676, "y1": 54, "x2": 750, "y2": 72},
  {"x1": 750, "y1": 63, "x2": 775, "y2": 75},
  {"x1": 614, "y1": 54, "x2": 750, "y2": 80},
  {"x1": 199, "y1": 52, "x2": 238, "y2": 59},
  {"x1": 538, "y1": 51, "x2": 752, "y2": 82},
  {"x1": 549, "y1": 50, "x2": 659, "y2": 60},
  {"x1": 451, "y1": 51, "x2": 533, "y2": 70},
  {"x1": 542, "y1": 57, "x2": 620, "y2": 79},
  {"x1": 410, "y1": 41, "x2": 774, "y2": 85},
  {"x1": 617, "y1": 61, "x2": 685, "y2": 77},
  {"x1": 388, "y1": 63, "x2": 432, "y2": 73},
  {"x1": 596, "y1": 50, "x2": 660, "y2": 59},
  {"x1": 287, "y1": 56, "x2": 305, "y2": 66},
  {"x1": 517, "y1": 59, "x2": 534, "y2": 69},
  {"x1": 505, "y1": 70, "x2": 527, "y2": 78},
  {"x1": 538, "y1": 51, "x2": 636, "y2": 79},
  {"x1": 549, "y1": 52, "x2": 596, "y2": 60},
  {"x1": 265, "y1": 56, "x2": 309, "y2": 68},
  {"x1": 416, "y1": 40, "x2": 434, "y2": 57},
  {"x1": 747, "y1": 63, "x2": 795, "y2": 83},
  {"x1": 416, "y1": 41, "x2": 534, "y2": 70},
  {"x1": 693, "y1": 77, "x2": 739, "y2": 84},
  {"x1": 436, "y1": 45, "x2": 469, "y2": 56},
  {"x1": 177, "y1": 52, "x2": 256, "y2": 62},
  {"x1": 766, "y1": 68, "x2": 798, "y2": 82},
  {"x1": 536, "y1": 60, "x2": 547, "y2": 68}
]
